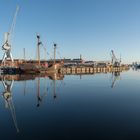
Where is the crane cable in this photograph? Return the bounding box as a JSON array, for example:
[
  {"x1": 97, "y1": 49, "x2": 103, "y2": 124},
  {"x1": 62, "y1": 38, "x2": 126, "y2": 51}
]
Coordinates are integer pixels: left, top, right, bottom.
[{"x1": 9, "y1": 5, "x2": 19, "y2": 50}]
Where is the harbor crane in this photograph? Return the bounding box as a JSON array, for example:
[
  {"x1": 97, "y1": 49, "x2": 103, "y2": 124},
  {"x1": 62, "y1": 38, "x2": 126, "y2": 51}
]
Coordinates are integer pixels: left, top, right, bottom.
[
  {"x1": 1, "y1": 6, "x2": 19, "y2": 65},
  {"x1": 1, "y1": 77, "x2": 19, "y2": 132},
  {"x1": 110, "y1": 50, "x2": 121, "y2": 67}
]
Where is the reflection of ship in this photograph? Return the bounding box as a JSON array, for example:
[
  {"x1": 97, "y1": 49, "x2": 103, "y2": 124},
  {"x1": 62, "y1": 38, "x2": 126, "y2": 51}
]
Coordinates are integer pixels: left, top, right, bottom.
[
  {"x1": 36, "y1": 73, "x2": 64, "y2": 106},
  {"x1": 111, "y1": 71, "x2": 120, "y2": 88},
  {"x1": 0, "y1": 73, "x2": 64, "y2": 111},
  {"x1": 53, "y1": 79, "x2": 57, "y2": 99},
  {"x1": 0, "y1": 74, "x2": 36, "y2": 81},
  {"x1": 50, "y1": 73, "x2": 65, "y2": 99},
  {"x1": 48, "y1": 73, "x2": 64, "y2": 80},
  {"x1": 0, "y1": 73, "x2": 64, "y2": 81},
  {"x1": 36, "y1": 77, "x2": 46, "y2": 107},
  {"x1": 1, "y1": 77, "x2": 19, "y2": 132}
]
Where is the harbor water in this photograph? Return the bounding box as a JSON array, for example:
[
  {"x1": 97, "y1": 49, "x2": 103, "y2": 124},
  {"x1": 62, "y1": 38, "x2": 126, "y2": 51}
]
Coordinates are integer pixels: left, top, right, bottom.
[{"x1": 0, "y1": 69, "x2": 140, "y2": 139}]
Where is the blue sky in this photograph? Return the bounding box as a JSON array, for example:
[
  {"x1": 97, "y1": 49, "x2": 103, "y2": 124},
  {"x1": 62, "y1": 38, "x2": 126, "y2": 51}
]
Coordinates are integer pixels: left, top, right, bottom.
[{"x1": 0, "y1": 0, "x2": 140, "y2": 63}]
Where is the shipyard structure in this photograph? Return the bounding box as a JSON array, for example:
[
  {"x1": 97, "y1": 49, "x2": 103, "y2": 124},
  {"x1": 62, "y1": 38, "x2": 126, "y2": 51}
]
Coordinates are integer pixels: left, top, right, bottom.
[{"x1": 0, "y1": 6, "x2": 129, "y2": 75}]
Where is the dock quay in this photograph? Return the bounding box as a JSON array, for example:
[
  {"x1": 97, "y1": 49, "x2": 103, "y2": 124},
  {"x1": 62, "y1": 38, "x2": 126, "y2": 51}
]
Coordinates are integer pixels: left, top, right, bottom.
[
  {"x1": 0, "y1": 63, "x2": 130, "y2": 75},
  {"x1": 0, "y1": 67, "x2": 20, "y2": 74},
  {"x1": 60, "y1": 66, "x2": 130, "y2": 75}
]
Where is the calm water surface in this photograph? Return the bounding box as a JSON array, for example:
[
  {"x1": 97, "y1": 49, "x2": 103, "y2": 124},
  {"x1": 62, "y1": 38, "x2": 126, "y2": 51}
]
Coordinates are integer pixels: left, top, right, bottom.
[{"x1": 0, "y1": 69, "x2": 140, "y2": 140}]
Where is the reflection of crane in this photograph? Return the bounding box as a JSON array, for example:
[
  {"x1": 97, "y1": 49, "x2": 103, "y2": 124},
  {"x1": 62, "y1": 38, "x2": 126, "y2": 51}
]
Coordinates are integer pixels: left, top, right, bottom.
[
  {"x1": 1, "y1": 77, "x2": 19, "y2": 132},
  {"x1": 110, "y1": 50, "x2": 121, "y2": 67},
  {"x1": 111, "y1": 71, "x2": 121, "y2": 88},
  {"x1": 2, "y1": 6, "x2": 19, "y2": 65}
]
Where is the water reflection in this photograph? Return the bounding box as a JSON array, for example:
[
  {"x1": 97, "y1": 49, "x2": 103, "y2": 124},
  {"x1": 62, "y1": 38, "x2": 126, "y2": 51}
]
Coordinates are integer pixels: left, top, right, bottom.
[
  {"x1": 36, "y1": 77, "x2": 42, "y2": 107},
  {"x1": 0, "y1": 71, "x2": 127, "y2": 137},
  {"x1": 110, "y1": 71, "x2": 121, "y2": 88},
  {"x1": 0, "y1": 73, "x2": 64, "y2": 133},
  {"x1": 1, "y1": 76, "x2": 19, "y2": 133},
  {"x1": 36, "y1": 77, "x2": 47, "y2": 107},
  {"x1": 49, "y1": 73, "x2": 65, "y2": 99}
]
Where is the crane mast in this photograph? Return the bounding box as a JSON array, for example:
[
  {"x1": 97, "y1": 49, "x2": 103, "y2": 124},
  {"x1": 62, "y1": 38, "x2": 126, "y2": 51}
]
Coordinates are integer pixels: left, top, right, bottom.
[
  {"x1": 1, "y1": 6, "x2": 19, "y2": 65},
  {"x1": 110, "y1": 50, "x2": 121, "y2": 67}
]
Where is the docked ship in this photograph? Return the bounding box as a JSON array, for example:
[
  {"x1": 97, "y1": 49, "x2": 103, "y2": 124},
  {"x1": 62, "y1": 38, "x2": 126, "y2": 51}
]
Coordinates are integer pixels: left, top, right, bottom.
[
  {"x1": 19, "y1": 35, "x2": 63, "y2": 74},
  {"x1": 19, "y1": 61, "x2": 63, "y2": 74}
]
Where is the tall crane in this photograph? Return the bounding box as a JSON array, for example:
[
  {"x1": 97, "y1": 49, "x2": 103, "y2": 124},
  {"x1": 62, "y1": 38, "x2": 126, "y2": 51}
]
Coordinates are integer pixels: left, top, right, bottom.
[
  {"x1": 110, "y1": 50, "x2": 121, "y2": 67},
  {"x1": 2, "y1": 6, "x2": 19, "y2": 65}
]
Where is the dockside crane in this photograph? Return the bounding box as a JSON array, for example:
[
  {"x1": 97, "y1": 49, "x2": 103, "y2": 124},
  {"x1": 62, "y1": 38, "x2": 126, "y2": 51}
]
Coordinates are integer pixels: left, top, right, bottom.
[
  {"x1": 110, "y1": 50, "x2": 121, "y2": 67},
  {"x1": 1, "y1": 6, "x2": 19, "y2": 65}
]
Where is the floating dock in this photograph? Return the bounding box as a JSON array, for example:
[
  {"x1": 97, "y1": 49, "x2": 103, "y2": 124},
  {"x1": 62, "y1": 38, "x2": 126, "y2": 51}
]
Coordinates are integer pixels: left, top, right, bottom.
[{"x1": 60, "y1": 66, "x2": 130, "y2": 75}]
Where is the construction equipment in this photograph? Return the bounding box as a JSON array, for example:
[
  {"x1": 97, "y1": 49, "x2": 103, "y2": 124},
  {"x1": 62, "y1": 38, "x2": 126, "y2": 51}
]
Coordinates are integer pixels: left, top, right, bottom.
[
  {"x1": 2, "y1": 6, "x2": 19, "y2": 65},
  {"x1": 110, "y1": 50, "x2": 121, "y2": 67}
]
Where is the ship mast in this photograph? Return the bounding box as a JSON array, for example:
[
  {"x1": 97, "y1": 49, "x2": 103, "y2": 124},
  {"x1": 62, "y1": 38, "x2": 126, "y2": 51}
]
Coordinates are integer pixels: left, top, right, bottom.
[
  {"x1": 23, "y1": 48, "x2": 25, "y2": 61},
  {"x1": 53, "y1": 43, "x2": 57, "y2": 65},
  {"x1": 37, "y1": 34, "x2": 42, "y2": 66}
]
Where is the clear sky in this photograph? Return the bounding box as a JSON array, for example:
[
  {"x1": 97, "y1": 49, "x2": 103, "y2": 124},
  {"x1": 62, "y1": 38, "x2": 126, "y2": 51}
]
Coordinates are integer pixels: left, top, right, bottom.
[{"x1": 0, "y1": 0, "x2": 140, "y2": 63}]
